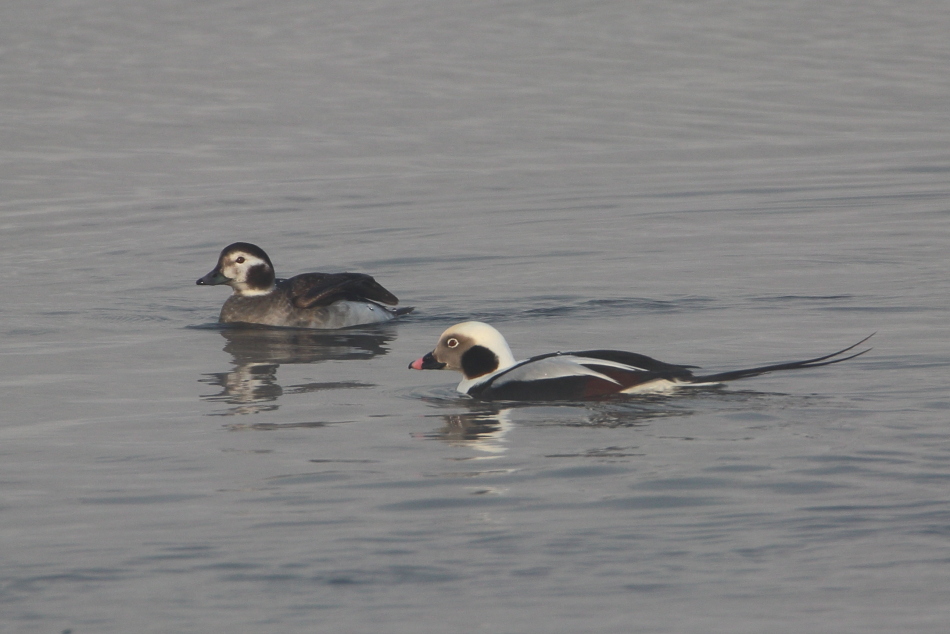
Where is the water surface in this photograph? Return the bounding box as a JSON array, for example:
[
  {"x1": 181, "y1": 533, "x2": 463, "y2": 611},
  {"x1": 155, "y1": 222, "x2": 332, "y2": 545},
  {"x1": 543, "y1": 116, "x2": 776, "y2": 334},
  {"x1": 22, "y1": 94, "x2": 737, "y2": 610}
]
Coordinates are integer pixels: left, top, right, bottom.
[{"x1": 2, "y1": 1, "x2": 949, "y2": 632}]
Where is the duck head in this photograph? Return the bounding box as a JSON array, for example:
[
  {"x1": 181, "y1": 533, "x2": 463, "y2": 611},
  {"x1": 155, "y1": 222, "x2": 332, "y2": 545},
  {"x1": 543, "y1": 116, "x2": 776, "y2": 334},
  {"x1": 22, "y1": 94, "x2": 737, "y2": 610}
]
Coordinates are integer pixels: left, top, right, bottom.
[
  {"x1": 410, "y1": 321, "x2": 517, "y2": 380},
  {"x1": 196, "y1": 242, "x2": 276, "y2": 296}
]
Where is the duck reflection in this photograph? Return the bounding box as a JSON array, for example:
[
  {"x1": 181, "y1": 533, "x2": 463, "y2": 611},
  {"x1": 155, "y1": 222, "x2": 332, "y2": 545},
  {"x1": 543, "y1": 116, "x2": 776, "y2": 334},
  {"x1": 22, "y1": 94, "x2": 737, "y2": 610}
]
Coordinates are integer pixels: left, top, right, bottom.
[
  {"x1": 425, "y1": 405, "x2": 514, "y2": 456},
  {"x1": 199, "y1": 325, "x2": 393, "y2": 416},
  {"x1": 421, "y1": 396, "x2": 693, "y2": 455}
]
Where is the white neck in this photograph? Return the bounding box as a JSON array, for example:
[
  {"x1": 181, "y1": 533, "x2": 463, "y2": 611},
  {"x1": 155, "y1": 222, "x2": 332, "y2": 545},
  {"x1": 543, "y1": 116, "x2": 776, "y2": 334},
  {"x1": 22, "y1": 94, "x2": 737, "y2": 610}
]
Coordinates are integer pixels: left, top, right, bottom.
[{"x1": 233, "y1": 286, "x2": 274, "y2": 297}]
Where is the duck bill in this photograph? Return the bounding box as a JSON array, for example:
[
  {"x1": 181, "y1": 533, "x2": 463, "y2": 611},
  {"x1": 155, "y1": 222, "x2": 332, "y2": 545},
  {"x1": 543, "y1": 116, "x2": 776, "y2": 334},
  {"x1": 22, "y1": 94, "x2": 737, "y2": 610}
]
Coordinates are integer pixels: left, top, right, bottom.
[
  {"x1": 196, "y1": 269, "x2": 229, "y2": 286},
  {"x1": 409, "y1": 351, "x2": 446, "y2": 370}
]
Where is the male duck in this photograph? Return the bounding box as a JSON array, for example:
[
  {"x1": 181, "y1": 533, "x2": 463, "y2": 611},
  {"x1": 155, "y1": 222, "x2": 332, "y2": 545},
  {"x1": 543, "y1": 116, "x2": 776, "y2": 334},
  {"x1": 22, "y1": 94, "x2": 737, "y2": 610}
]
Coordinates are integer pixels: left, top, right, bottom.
[
  {"x1": 410, "y1": 321, "x2": 871, "y2": 400},
  {"x1": 197, "y1": 242, "x2": 411, "y2": 329}
]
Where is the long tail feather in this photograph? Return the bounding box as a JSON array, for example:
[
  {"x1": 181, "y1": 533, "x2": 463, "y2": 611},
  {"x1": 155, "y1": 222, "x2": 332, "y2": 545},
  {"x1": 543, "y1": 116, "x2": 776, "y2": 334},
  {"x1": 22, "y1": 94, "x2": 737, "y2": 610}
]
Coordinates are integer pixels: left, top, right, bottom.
[{"x1": 689, "y1": 333, "x2": 874, "y2": 384}]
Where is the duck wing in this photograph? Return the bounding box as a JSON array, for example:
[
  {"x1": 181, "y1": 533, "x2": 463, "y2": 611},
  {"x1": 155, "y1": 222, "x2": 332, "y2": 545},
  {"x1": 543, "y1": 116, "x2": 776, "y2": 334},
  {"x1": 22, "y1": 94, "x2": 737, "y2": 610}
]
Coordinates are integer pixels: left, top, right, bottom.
[
  {"x1": 563, "y1": 350, "x2": 698, "y2": 375},
  {"x1": 469, "y1": 351, "x2": 696, "y2": 400},
  {"x1": 284, "y1": 273, "x2": 399, "y2": 309}
]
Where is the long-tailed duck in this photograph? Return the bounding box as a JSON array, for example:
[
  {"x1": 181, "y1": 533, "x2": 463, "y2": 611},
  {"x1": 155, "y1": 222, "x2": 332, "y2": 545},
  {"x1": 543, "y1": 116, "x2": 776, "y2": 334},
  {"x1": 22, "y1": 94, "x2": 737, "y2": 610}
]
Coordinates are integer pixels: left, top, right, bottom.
[
  {"x1": 409, "y1": 321, "x2": 872, "y2": 400},
  {"x1": 196, "y1": 242, "x2": 411, "y2": 328}
]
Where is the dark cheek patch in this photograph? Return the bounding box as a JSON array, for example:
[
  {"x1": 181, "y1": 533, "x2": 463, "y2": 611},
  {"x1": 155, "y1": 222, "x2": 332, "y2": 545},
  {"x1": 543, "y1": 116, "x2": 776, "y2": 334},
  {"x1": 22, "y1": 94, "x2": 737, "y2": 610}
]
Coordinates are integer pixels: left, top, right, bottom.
[
  {"x1": 461, "y1": 345, "x2": 500, "y2": 378},
  {"x1": 245, "y1": 264, "x2": 274, "y2": 290}
]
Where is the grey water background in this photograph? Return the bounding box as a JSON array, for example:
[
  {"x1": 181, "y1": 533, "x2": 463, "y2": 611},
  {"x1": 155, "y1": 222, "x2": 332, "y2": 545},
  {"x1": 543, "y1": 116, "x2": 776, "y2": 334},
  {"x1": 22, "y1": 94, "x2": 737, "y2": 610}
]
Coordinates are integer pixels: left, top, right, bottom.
[{"x1": 2, "y1": 0, "x2": 949, "y2": 632}]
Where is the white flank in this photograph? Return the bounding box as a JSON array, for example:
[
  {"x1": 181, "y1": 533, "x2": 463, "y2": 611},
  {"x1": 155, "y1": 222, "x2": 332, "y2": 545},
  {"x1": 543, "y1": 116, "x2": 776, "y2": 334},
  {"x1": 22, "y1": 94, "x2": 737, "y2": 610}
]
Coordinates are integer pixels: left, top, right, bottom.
[{"x1": 619, "y1": 379, "x2": 682, "y2": 394}]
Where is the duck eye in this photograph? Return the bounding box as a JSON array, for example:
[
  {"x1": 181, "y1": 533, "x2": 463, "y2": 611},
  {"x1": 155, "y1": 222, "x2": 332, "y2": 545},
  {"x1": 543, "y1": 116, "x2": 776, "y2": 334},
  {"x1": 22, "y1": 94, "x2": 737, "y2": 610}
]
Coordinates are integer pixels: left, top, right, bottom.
[
  {"x1": 446, "y1": 338, "x2": 459, "y2": 348},
  {"x1": 235, "y1": 256, "x2": 245, "y2": 264}
]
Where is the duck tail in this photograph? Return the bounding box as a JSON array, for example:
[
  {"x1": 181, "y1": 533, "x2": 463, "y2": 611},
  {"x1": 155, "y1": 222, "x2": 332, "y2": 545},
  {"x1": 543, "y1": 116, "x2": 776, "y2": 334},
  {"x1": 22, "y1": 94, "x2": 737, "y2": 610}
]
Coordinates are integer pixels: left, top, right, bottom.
[{"x1": 688, "y1": 333, "x2": 874, "y2": 384}]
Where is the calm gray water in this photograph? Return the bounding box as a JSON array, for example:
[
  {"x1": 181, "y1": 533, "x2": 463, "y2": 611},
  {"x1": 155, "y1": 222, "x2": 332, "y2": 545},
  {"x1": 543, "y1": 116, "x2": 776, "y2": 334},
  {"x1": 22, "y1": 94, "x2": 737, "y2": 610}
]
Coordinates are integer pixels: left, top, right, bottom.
[{"x1": 2, "y1": 1, "x2": 949, "y2": 632}]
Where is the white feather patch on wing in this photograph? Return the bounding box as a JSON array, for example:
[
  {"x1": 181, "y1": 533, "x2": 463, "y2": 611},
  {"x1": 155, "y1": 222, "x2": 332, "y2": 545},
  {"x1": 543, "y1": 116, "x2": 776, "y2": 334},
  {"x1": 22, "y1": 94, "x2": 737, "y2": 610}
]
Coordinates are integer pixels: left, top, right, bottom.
[{"x1": 492, "y1": 357, "x2": 622, "y2": 386}]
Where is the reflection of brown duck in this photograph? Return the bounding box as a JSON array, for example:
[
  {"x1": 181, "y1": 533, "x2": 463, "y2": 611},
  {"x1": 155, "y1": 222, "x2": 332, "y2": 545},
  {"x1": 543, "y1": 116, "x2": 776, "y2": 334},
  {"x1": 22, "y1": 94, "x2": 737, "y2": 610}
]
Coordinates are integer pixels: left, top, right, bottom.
[
  {"x1": 219, "y1": 325, "x2": 394, "y2": 365},
  {"x1": 197, "y1": 242, "x2": 412, "y2": 328},
  {"x1": 199, "y1": 326, "x2": 392, "y2": 416},
  {"x1": 200, "y1": 362, "x2": 282, "y2": 416}
]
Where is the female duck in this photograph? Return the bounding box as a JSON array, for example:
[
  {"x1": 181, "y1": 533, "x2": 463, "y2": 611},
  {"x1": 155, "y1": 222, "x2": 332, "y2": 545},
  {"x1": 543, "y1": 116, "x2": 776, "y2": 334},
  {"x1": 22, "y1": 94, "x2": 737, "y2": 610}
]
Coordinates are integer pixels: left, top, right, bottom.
[{"x1": 197, "y1": 242, "x2": 411, "y2": 329}]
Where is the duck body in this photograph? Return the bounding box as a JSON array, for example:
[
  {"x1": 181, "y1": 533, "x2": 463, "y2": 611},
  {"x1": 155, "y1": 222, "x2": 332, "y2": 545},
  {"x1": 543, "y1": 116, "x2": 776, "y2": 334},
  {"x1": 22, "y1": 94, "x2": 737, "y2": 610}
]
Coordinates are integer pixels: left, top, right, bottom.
[
  {"x1": 197, "y1": 242, "x2": 411, "y2": 329},
  {"x1": 410, "y1": 321, "x2": 871, "y2": 401},
  {"x1": 460, "y1": 349, "x2": 699, "y2": 400},
  {"x1": 216, "y1": 282, "x2": 398, "y2": 329}
]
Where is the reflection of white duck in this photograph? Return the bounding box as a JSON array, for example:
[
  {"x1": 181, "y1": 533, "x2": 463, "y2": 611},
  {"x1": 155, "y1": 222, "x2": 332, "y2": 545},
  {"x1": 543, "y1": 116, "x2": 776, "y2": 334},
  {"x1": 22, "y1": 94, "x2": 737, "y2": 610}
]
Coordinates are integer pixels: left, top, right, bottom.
[
  {"x1": 410, "y1": 321, "x2": 872, "y2": 401},
  {"x1": 437, "y1": 407, "x2": 514, "y2": 456},
  {"x1": 197, "y1": 242, "x2": 412, "y2": 328}
]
